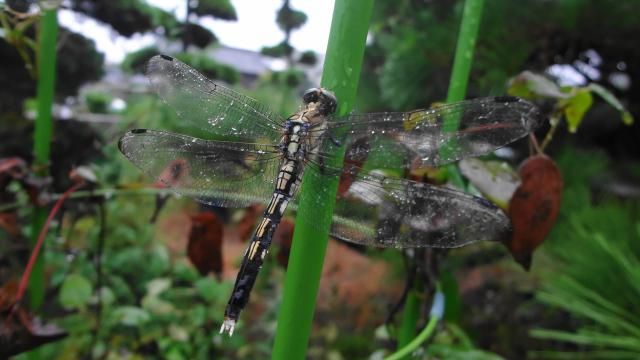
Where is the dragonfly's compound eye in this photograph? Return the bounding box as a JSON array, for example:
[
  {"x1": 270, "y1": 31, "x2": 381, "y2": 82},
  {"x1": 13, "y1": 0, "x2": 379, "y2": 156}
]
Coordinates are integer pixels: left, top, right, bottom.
[
  {"x1": 318, "y1": 89, "x2": 338, "y2": 115},
  {"x1": 303, "y1": 88, "x2": 320, "y2": 104}
]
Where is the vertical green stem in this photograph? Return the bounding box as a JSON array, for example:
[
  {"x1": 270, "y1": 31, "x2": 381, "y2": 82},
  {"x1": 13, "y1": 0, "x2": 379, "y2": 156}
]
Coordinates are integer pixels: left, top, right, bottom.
[
  {"x1": 442, "y1": 0, "x2": 485, "y2": 187},
  {"x1": 446, "y1": 0, "x2": 484, "y2": 104},
  {"x1": 30, "y1": 6, "x2": 58, "y2": 310},
  {"x1": 271, "y1": 1, "x2": 373, "y2": 358},
  {"x1": 397, "y1": 290, "x2": 420, "y2": 349},
  {"x1": 395, "y1": 0, "x2": 485, "y2": 354},
  {"x1": 441, "y1": 0, "x2": 485, "y2": 331}
]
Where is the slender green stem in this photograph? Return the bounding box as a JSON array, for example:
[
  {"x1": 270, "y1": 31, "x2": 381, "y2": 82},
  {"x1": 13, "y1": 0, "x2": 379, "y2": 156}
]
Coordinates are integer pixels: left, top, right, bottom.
[
  {"x1": 397, "y1": 289, "x2": 420, "y2": 350},
  {"x1": 386, "y1": 316, "x2": 439, "y2": 360},
  {"x1": 29, "y1": 5, "x2": 58, "y2": 310},
  {"x1": 394, "y1": 0, "x2": 486, "y2": 354},
  {"x1": 271, "y1": 1, "x2": 373, "y2": 358},
  {"x1": 446, "y1": 0, "x2": 485, "y2": 104},
  {"x1": 386, "y1": 289, "x2": 444, "y2": 360},
  {"x1": 442, "y1": 0, "x2": 485, "y2": 188}
]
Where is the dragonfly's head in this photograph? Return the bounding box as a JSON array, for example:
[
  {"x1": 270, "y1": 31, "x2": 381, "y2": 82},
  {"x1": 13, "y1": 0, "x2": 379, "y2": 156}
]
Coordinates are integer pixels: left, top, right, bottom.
[{"x1": 303, "y1": 88, "x2": 337, "y2": 116}]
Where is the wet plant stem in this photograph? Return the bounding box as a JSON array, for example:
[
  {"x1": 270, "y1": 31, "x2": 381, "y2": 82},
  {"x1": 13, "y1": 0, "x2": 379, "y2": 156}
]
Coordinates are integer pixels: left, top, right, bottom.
[
  {"x1": 29, "y1": 5, "x2": 58, "y2": 315},
  {"x1": 271, "y1": 0, "x2": 373, "y2": 358},
  {"x1": 395, "y1": 0, "x2": 485, "y2": 356}
]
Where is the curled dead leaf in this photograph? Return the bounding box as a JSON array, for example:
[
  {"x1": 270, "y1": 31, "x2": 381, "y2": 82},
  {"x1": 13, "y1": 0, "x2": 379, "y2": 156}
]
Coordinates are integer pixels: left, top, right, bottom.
[{"x1": 507, "y1": 155, "x2": 563, "y2": 270}]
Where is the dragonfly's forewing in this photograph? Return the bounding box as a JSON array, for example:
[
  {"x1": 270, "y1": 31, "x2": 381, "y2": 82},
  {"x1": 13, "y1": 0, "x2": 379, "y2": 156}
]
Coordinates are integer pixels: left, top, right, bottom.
[
  {"x1": 327, "y1": 96, "x2": 542, "y2": 168},
  {"x1": 146, "y1": 55, "x2": 282, "y2": 142},
  {"x1": 119, "y1": 129, "x2": 280, "y2": 208},
  {"x1": 317, "y1": 169, "x2": 512, "y2": 248}
]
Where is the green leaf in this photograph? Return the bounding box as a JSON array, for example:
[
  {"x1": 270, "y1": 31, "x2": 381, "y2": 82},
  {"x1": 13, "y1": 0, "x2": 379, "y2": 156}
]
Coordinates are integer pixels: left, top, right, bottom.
[
  {"x1": 588, "y1": 83, "x2": 635, "y2": 126},
  {"x1": 562, "y1": 89, "x2": 593, "y2": 133},
  {"x1": 195, "y1": 277, "x2": 221, "y2": 302},
  {"x1": 113, "y1": 306, "x2": 151, "y2": 326},
  {"x1": 439, "y1": 271, "x2": 460, "y2": 322},
  {"x1": 458, "y1": 159, "x2": 520, "y2": 209},
  {"x1": 146, "y1": 278, "x2": 172, "y2": 297},
  {"x1": 622, "y1": 111, "x2": 634, "y2": 126},
  {"x1": 142, "y1": 295, "x2": 175, "y2": 315},
  {"x1": 59, "y1": 273, "x2": 93, "y2": 310},
  {"x1": 96, "y1": 286, "x2": 115, "y2": 306},
  {"x1": 507, "y1": 71, "x2": 567, "y2": 99}
]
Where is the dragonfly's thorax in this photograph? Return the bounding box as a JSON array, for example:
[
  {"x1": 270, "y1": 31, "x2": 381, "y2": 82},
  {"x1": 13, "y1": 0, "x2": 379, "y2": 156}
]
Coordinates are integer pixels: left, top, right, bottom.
[{"x1": 282, "y1": 119, "x2": 309, "y2": 160}]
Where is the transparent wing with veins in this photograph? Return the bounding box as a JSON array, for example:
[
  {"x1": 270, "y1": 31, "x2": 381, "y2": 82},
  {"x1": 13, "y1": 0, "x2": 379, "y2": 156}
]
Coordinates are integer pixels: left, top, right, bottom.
[
  {"x1": 146, "y1": 54, "x2": 283, "y2": 143},
  {"x1": 322, "y1": 96, "x2": 542, "y2": 169},
  {"x1": 119, "y1": 129, "x2": 281, "y2": 208},
  {"x1": 304, "y1": 164, "x2": 513, "y2": 248}
]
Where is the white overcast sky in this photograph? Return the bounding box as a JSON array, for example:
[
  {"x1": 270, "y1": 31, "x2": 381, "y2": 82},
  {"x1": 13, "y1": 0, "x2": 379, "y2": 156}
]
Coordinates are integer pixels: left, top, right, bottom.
[{"x1": 59, "y1": 0, "x2": 335, "y2": 64}]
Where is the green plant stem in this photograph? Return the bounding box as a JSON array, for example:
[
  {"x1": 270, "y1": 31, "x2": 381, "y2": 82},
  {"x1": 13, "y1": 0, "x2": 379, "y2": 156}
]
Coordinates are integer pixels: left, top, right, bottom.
[
  {"x1": 393, "y1": 0, "x2": 485, "y2": 354},
  {"x1": 29, "y1": 5, "x2": 58, "y2": 311},
  {"x1": 385, "y1": 315, "x2": 439, "y2": 360},
  {"x1": 442, "y1": 0, "x2": 485, "y2": 188},
  {"x1": 271, "y1": 1, "x2": 373, "y2": 358},
  {"x1": 397, "y1": 290, "x2": 420, "y2": 351},
  {"x1": 446, "y1": 0, "x2": 484, "y2": 104}
]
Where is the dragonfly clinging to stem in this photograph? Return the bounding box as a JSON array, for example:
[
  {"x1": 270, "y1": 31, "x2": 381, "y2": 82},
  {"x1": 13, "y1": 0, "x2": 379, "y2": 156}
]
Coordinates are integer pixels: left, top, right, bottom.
[{"x1": 118, "y1": 54, "x2": 542, "y2": 336}]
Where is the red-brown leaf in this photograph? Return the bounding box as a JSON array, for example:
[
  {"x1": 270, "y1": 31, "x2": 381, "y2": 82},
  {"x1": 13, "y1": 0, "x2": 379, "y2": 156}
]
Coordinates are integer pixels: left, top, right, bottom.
[
  {"x1": 187, "y1": 212, "x2": 224, "y2": 278},
  {"x1": 0, "y1": 281, "x2": 18, "y2": 311},
  {"x1": 337, "y1": 137, "x2": 370, "y2": 198},
  {"x1": 0, "y1": 212, "x2": 19, "y2": 236},
  {"x1": 0, "y1": 158, "x2": 27, "y2": 178},
  {"x1": 507, "y1": 155, "x2": 563, "y2": 270}
]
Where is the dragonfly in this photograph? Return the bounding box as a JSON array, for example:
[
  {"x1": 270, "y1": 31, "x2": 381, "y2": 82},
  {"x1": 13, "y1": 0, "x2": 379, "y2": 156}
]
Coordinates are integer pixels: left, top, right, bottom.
[{"x1": 118, "y1": 54, "x2": 542, "y2": 336}]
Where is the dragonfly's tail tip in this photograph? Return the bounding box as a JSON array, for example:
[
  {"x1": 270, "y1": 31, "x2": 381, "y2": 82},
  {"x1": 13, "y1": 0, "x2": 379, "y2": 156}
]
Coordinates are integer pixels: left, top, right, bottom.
[{"x1": 219, "y1": 318, "x2": 236, "y2": 336}]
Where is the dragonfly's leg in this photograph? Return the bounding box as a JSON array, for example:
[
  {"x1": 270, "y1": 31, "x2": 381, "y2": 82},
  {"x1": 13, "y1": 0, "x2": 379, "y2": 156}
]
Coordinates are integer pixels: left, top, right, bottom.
[{"x1": 330, "y1": 134, "x2": 341, "y2": 146}]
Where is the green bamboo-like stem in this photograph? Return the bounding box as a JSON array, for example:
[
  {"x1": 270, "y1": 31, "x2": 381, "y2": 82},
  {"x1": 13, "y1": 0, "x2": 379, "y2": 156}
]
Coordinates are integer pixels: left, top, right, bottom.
[
  {"x1": 446, "y1": 0, "x2": 485, "y2": 104},
  {"x1": 442, "y1": 0, "x2": 485, "y2": 188},
  {"x1": 29, "y1": 6, "x2": 58, "y2": 310},
  {"x1": 271, "y1": 0, "x2": 373, "y2": 358},
  {"x1": 395, "y1": 0, "x2": 485, "y2": 353}
]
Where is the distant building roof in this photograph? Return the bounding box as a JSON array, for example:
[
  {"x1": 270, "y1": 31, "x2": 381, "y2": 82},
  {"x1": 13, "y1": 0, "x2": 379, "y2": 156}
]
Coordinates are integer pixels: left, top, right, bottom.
[{"x1": 208, "y1": 46, "x2": 270, "y2": 76}]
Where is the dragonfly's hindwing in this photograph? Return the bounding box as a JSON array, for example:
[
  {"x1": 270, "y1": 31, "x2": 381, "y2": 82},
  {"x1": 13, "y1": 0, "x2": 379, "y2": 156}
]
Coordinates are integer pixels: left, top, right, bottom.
[{"x1": 119, "y1": 129, "x2": 281, "y2": 207}]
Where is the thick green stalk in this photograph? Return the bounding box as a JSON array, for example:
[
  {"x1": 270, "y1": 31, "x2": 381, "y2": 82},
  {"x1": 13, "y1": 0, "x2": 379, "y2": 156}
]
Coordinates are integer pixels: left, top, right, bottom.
[
  {"x1": 30, "y1": 6, "x2": 58, "y2": 309},
  {"x1": 271, "y1": 0, "x2": 373, "y2": 358}
]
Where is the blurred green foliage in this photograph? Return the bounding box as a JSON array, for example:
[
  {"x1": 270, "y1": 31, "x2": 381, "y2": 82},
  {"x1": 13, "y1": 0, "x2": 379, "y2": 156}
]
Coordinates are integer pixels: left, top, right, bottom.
[
  {"x1": 122, "y1": 48, "x2": 240, "y2": 85},
  {"x1": 84, "y1": 91, "x2": 113, "y2": 114},
  {"x1": 1, "y1": 0, "x2": 640, "y2": 358},
  {"x1": 193, "y1": 0, "x2": 237, "y2": 21},
  {"x1": 70, "y1": 0, "x2": 186, "y2": 37},
  {"x1": 174, "y1": 52, "x2": 240, "y2": 85},
  {"x1": 529, "y1": 149, "x2": 640, "y2": 359},
  {"x1": 121, "y1": 46, "x2": 160, "y2": 74},
  {"x1": 358, "y1": 0, "x2": 640, "y2": 112}
]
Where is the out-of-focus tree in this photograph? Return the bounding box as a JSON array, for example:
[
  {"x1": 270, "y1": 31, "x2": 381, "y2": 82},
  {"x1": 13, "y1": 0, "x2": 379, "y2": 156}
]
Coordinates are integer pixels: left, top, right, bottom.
[
  {"x1": 261, "y1": 0, "x2": 317, "y2": 89},
  {"x1": 182, "y1": 0, "x2": 237, "y2": 50},
  {"x1": 0, "y1": 0, "x2": 238, "y2": 112}
]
